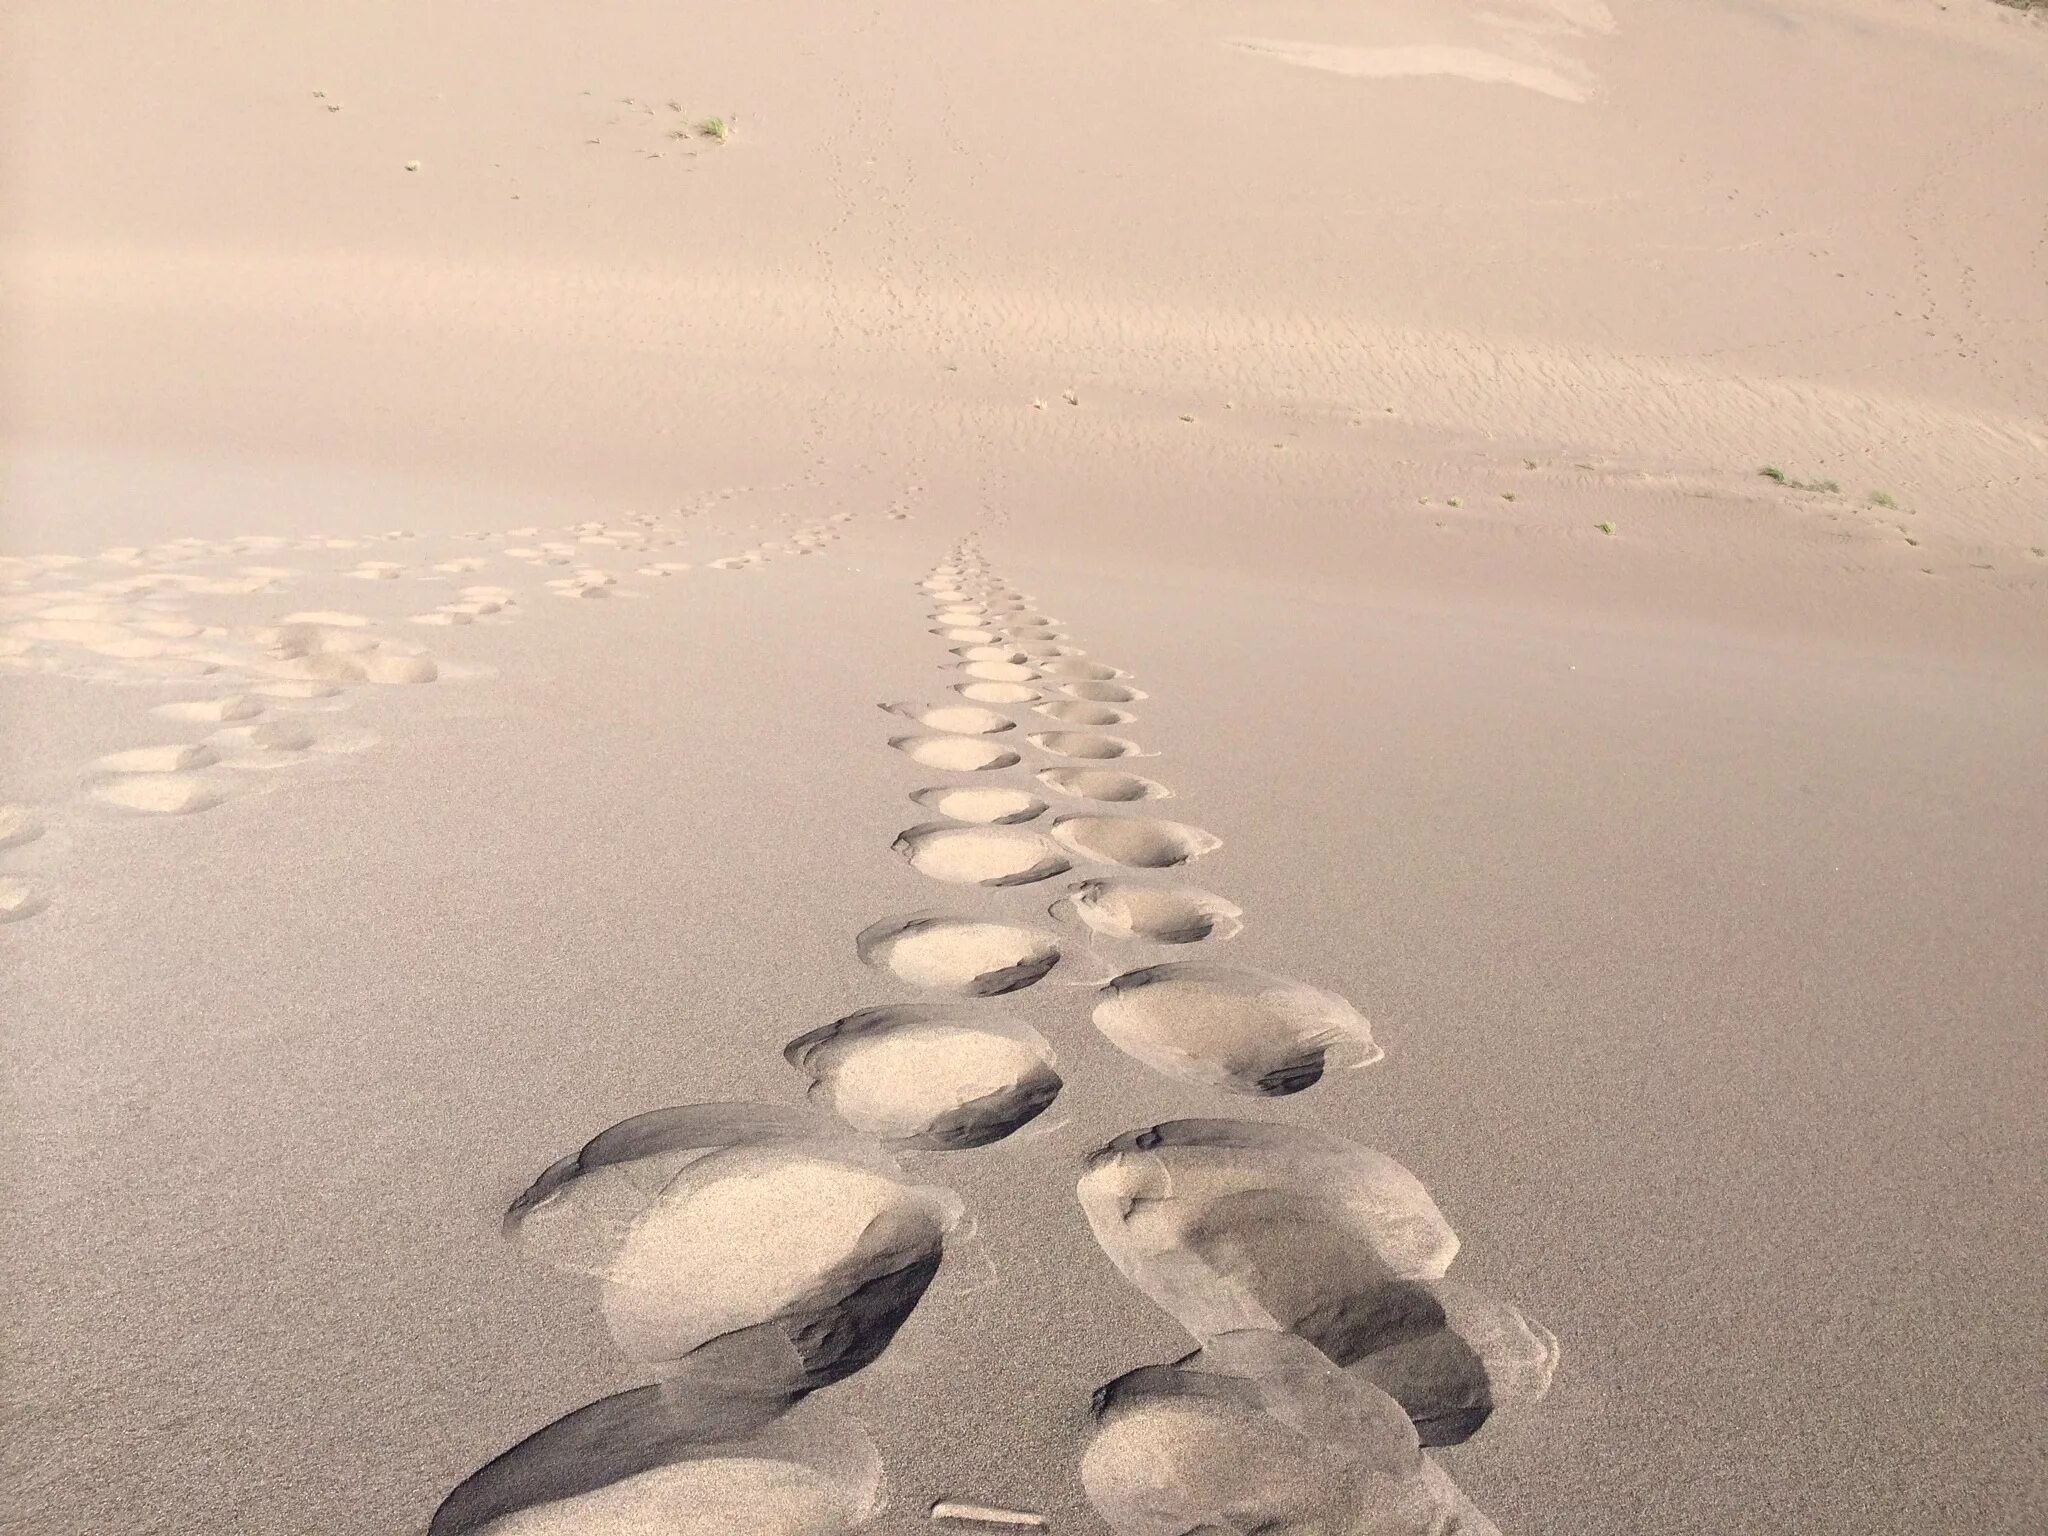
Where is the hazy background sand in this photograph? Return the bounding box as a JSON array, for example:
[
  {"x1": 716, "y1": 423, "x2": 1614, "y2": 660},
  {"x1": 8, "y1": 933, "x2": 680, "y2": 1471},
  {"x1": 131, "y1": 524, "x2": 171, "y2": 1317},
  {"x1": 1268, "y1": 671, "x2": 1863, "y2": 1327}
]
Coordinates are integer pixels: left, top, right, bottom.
[{"x1": 3, "y1": 0, "x2": 2045, "y2": 1531}]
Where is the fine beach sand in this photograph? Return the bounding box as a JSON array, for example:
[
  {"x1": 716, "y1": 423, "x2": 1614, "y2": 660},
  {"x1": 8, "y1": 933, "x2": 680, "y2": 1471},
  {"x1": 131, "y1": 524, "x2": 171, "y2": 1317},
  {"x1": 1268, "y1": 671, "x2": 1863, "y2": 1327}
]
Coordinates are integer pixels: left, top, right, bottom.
[{"x1": 3, "y1": 0, "x2": 2045, "y2": 1533}]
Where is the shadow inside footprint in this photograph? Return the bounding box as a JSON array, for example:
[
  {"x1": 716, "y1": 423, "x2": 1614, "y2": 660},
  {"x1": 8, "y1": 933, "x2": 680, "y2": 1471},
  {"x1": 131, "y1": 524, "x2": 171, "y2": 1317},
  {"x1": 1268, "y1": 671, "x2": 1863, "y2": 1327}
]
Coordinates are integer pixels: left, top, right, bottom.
[
  {"x1": 505, "y1": 1105, "x2": 963, "y2": 1395},
  {"x1": 431, "y1": 1378, "x2": 882, "y2": 1536},
  {"x1": 785, "y1": 1005, "x2": 1062, "y2": 1149},
  {"x1": 1091, "y1": 963, "x2": 1376, "y2": 1095}
]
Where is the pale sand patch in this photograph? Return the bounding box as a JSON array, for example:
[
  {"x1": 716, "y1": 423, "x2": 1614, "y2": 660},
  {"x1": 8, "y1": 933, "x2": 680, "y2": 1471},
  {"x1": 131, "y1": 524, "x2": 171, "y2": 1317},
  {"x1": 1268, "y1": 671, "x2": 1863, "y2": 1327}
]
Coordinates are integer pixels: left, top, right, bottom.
[{"x1": 1225, "y1": 38, "x2": 1593, "y2": 103}]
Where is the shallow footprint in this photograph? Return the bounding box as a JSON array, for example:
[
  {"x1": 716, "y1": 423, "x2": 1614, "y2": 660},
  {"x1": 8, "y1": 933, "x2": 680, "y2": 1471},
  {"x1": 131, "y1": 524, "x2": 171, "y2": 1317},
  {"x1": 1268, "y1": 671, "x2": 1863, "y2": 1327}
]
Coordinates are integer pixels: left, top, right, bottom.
[
  {"x1": 1037, "y1": 768, "x2": 1171, "y2": 803},
  {"x1": 1049, "y1": 816, "x2": 1218, "y2": 869},
  {"x1": 894, "y1": 823, "x2": 1071, "y2": 887},
  {"x1": 507, "y1": 1104, "x2": 962, "y2": 1392},
  {"x1": 1038, "y1": 659, "x2": 1125, "y2": 681},
  {"x1": 910, "y1": 786, "x2": 1047, "y2": 825},
  {"x1": 956, "y1": 681, "x2": 1040, "y2": 705},
  {"x1": 432, "y1": 1380, "x2": 882, "y2": 1536},
  {"x1": 1035, "y1": 702, "x2": 1136, "y2": 727},
  {"x1": 784, "y1": 1005, "x2": 1062, "y2": 1149},
  {"x1": 961, "y1": 661, "x2": 1039, "y2": 685},
  {"x1": 1091, "y1": 964, "x2": 1378, "y2": 1094},
  {"x1": 856, "y1": 913, "x2": 1063, "y2": 995},
  {"x1": 890, "y1": 735, "x2": 1022, "y2": 773},
  {"x1": 1053, "y1": 879, "x2": 1243, "y2": 944},
  {"x1": 885, "y1": 703, "x2": 1015, "y2": 736},
  {"x1": 1062, "y1": 681, "x2": 1147, "y2": 704},
  {"x1": 0, "y1": 804, "x2": 45, "y2": 850},
  {"x1": 90, "y1": 775, "x2": 223, "y2": 816},
  {"x1": 1076, "y1": 1119, "x2": 1456, "y2": 1341},
  {"x1": 1082, "y1": 1331, "x2": 1498, "y2": 1536},
  {"x1": 0, "y1": 876, "x2": 48, "y2": 924}
]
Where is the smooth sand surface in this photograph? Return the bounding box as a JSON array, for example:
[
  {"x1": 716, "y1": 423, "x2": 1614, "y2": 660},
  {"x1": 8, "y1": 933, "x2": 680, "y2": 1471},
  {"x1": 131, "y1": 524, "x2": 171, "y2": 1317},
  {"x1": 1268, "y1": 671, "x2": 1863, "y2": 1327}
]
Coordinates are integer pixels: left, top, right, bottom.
[{"x1": 4, "y1": 0, "x2": 2046, "y2": 1532}]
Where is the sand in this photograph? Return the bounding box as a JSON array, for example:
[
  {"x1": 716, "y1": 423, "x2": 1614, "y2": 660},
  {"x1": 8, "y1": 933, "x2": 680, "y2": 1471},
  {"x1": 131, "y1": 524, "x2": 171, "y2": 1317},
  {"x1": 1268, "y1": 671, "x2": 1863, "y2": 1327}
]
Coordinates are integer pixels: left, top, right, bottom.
[{"x1": 3, "y1": 0, "x2": 2046, "y2": 1532}]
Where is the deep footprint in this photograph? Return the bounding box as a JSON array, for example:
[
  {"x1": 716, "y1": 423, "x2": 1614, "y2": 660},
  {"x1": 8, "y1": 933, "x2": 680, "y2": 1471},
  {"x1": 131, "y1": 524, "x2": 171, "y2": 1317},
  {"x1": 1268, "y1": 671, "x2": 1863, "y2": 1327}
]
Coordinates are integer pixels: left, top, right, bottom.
[
  {"x1": 1037, "y1": 768, "x2": 1171, "y2": 803},
  {"x1": 1091, "y1": 963, "x2": 1378, "y2": 1094},
  {"x1": 784, "y1": 1004, "x2": 1062, "y2": 1148},
  {"x1": 856, "y1": 913, "x2": 1063, "y2": 995},
  {"x1": 505, "y1": 1104, "x2": 963, "y2": 1393}
]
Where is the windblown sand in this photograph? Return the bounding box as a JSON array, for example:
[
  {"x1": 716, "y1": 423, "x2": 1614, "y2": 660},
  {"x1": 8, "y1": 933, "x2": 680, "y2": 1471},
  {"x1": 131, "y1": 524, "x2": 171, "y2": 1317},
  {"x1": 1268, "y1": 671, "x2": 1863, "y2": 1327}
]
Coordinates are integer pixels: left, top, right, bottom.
[{"x1": 3, "y1": 0, "x2": 2045, "y2": 1532}]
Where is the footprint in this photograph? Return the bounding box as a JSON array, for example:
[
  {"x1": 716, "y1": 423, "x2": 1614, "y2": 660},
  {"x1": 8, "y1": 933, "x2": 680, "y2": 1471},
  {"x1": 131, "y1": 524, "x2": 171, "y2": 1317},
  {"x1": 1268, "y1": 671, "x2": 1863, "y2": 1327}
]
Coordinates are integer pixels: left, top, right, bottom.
[
  {"x1": 1082, "y1": 1331, "x2": 1500, "y2": 1536},
  {"x1": 432, "y1": 1382, "x2": 882, "y2": 1536},
  {"x1": 890, "y1": 736, "x2": 1022, "y2": 773},
  {"x1": 1038, "y1": 659, "x2": 1124, "y2": 681},
  {"x1": 1028, "y1": 732, "x2": 1145, "y2": 761},
  {"x1": 0, "y1": 805, "x2": 45, "y2": 850},
  {"x1": 507, "y1": 1104, "x2": 964, "y2": 1392},
  {"x1": 1076, "y1": 1120, "x2": 1456, "y2": 1341},
  {"x1": 1, "y1": 876, "x2": 48, "y2": 924},
  {"x1": 1091, "y1": 964, "x2": 1378, "y2": 1095},
  {"x1": 955, "y1": 681, "x2": 1040, "y2": 705},
  {"x1": 1052, "y1": 879, "x2": 1243, "y2": 944},
  {"x1": 894, "y1": 823, "x2": 1071, "y2": 887},
  {"x1": 933, "y1": 627, "x2": 999, "y2": 643},
  {"x1": 856, "y1": 913, "x2": 1063, "y2": 995},
  {"x1": 953, "y1": 645, "x2": 1030, "y2": 664},
  {"x1": 90, "y1": 776, "x2": 223, "y2": 815},
  {"x1": 152, "y1": 695, "x2": 263, "y2": 723},
  {"x1": 885, "y1": 704, "x2": 1015, "y2": 736},
  {"x1": 783, "y1": 1005, "x2": 1062, "y2": 1149},
  {"x1": 252, "y1": 680, "x2": 341, "y2": 701},
  {"x1": 961, "y1": 661, "x2": 1039, "y2": 684},
  {"x1": 909, "y1": 786, "x2": 1047, "y2": 824},
  {"x1": 1035, "y1": 702, "x2": 1136, "y2": 727},
  {"x1": 92, "y1": 744, "x2": 219, "y2": 774},
  {"x1": 1037, "y1": 768, "x2": 1171, "y2": 803},
  {"x1": 1048, "y1": 816, "x2": 1218, "y2": 868}
]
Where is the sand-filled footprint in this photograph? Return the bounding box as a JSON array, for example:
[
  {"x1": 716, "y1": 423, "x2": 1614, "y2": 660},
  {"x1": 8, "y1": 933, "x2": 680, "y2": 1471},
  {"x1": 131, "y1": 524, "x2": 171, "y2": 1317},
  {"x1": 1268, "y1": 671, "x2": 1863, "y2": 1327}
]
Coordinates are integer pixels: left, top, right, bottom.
[
  {"x1": 910, "y1": 786, "x2": 1047, "y2": 825},
  {"x1": 1038, "y1": 659, "x2": 1125, "y2": 681},
  {"x1": 1035, "y1": 702, "x2": 1136, "y2": 727},
  {"x1": 1092, "y1": 964, "x2": 1377, "y2": 1094},
  {"x1": 856, "y1": 913, "x2": 1063, "y2": 995},
  {"x1": 507, "y1": 1104, "x2": 963, "y2": 1393},
  {"x1": 784, "y1": 1005, "x2": 1062, "y2": 1149},
  {"x1": 0, "y1": 805, "x2": 45, "y2": 850},
  {"x1": 1061, "y1": 681, "x2": 1146, "y2": 704},
  {"x1": 891, "y1": 735, "x2": 1022, "y2": 773},
  {"x1": 92, "y1": 744, "x2": 218, "y2": 774},
  {"x1": 961, "y1": 661, "x2": 1039, "y2": 684},
  {"x1": 1037, "y1": 768, "x2": 1171, "y2": 803},
  {"x1": 894, "y1": 823, "x2": 1071, "y2": 887},
  {"x1": 956, "y1": 681, "x2": 1040, "y2": 704},
  {"x1": 1082, "y1": 1331, "x2": 1500, "y2": 1536},
  {"x1": 885, "y1": 704, "x2": 1015, "y2": 736},
  {"x1": 1, "y1": 876, "x2": 48, "y2": 924},
  {"x1": 1028, "y1": 732, "x2": 1145, "y2": 762},
  {"x1": 1049, "y1": 816, "x2": 1218, "y2": 869},
  {"x1": 432, "y1": 1382, "x2": 882, "y2": 1536},
  {"x1": 1078, "y1": 1120, "x2": 1457, "y2": 1341},
  {"x1": 1053, "y1": 879, "x2": 1243, "y2": 944},
  {"x1": 90, "y1": 776, "x2": 222, "y2": 815}
]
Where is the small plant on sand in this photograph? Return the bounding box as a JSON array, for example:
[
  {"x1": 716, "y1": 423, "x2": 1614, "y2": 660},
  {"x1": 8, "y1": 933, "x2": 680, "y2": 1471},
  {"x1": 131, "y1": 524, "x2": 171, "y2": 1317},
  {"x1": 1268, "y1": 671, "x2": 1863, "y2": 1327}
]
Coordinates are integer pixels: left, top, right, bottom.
[
  {"x1": 1808, "y1": 478, "x2": 1842, "y2": 494},
  {"x1": 697, "y1": 116, "x2": 730, "y2": 142},
  {"x1": 1759, "y1": 465, "x2": 1788, "y2": 483},
  {"x1": 1597, "y1": 520, "x2": 1616, "y2": 535},
  {"x1": 1447, "y1": 497, "x2": 1462, "y2": 508},
  {"x1": 1502, "y1": 492, "x2": 1517, "y2": 502},
  {"x1": 1869, "y1": 490, "x2": 1897, "y2": 508}
]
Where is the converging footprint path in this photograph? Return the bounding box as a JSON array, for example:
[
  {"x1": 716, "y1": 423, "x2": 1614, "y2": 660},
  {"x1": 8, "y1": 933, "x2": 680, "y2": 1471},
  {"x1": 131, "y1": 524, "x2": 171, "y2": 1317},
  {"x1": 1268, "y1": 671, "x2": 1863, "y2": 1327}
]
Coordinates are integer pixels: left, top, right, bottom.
[
  {"x1": 427, "y1": 526, "x2": 1562, "y2": 1535},
  {"x1": 892, "y1": 537, "x2": 1560, "y2": 1533}
]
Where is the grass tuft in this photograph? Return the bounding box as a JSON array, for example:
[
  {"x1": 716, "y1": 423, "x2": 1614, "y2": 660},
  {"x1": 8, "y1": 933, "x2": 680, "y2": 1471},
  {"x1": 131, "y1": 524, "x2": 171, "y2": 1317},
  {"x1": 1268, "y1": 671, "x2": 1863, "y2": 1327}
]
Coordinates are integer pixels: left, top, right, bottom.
[
  {"x1": 1596, "y1": 520, "x2": 1616, "y2": 535},
  {"x1": 697, "y1": 116, "x2": 730, "y2": 142}
]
